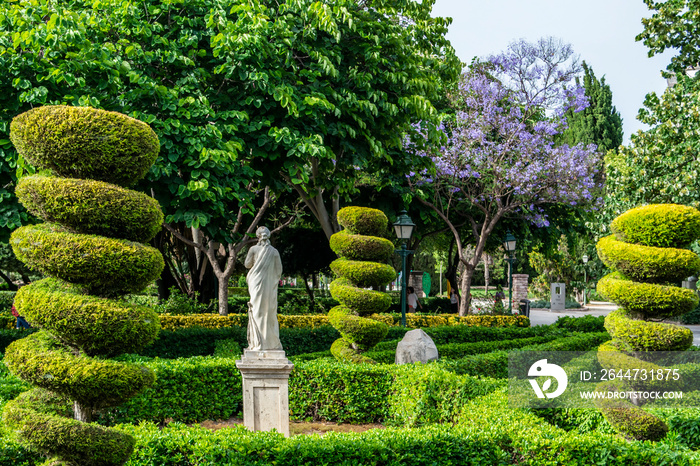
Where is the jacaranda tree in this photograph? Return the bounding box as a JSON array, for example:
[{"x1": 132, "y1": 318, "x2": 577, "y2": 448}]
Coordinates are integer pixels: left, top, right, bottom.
[{"x1": 410, "y1": 38, "x2": 600, "y2": 315}]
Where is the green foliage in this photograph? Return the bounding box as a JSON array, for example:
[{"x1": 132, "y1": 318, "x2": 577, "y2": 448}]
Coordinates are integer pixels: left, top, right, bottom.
[
  {"x1": 328, "y1": 207, "x2": 394, "y2": 363},
  {"x1": 0, "y1": 0, "x2": 460, "y2": 244},
  {"x1": 637, "y1": 0, "x2": 700, "y2": 75},
  {"x1": 329, "y1": 259, "x2": 396, "y2": 288},
  {"x1": 329, "y1": 230, "x2": 394, "y2": 263},
  {"x1": 10, "y1": 106, "x2": 159, "y2": 187},
  {"x1": 604, "y1": 77, "x2": 700, "y2": 220},
  {"x1": 4, "y1": 332, "x2": 156, "y2": 409},
  {"x1": 0, "y1": 290, "x2": 15, "y2": 311},
  {"x1": 597, "y1": 234, "x2": 700, "y2": 284},
  {"x1": 153, "y1": 287, "x2": 214, "y2": 315},
  {"x1": 99, "y1": 356, "x2": 242, "y2": 425},
  {"x1": 11, "y1": 224, "x2": 164, "y2": 297},
  {"x1": 604, "y1": 309, "x2": 693, "y2": 352},
  {"x1": 560, "y1": 61, "x2": 623, "y2": 153},
  {"x1": 336, "y1": 207, "x2": 389, "y2": 237},
  {"x1": 329, "y1": 278, "x2": 392, "y2": 315},
  {"x1": 554, "y1": 315, "x2": 606, "y2": 333},
  {"x1": 213, "y1": 339, "x2": 242, "y2": 359},
  {"x1": 16, "y1": 175, "x2": 163, "y2": 243},
  {"x1": 3, "y1": 106, "x2": 163, "y2": 465},
  {"x1": 594, "y1": 395, "x2": 669, "y2": 442},
  {"x1": 14, "y1": 278, "x2": 160, "y2": 357},
  {"x1": 594, "y1": 204, "x2": 700, "y2": 441},
  {"x1": 611, "y1": 204, "x2": 700, "y2": 249},
  {"x1": 3, "y1": 395, "x2": 136, "y2": 466},
  {"x1": 597, "y1": 272, "x2": 698, "y2": 319},
  {"x1": 438, "y1": 332, "x2": 611, "y2": 379}
]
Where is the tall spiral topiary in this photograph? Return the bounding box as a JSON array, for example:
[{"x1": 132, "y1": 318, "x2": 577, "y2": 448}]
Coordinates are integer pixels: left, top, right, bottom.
[
  {"x1": 595, "y1": 204, "x2": 700, "y2": 441},
  {"x1": 3, "y1": 106, "x2": 164, "y2": 466},
  {"x1": 328, "y1": 207, "x2": 395, "y2": 364}
]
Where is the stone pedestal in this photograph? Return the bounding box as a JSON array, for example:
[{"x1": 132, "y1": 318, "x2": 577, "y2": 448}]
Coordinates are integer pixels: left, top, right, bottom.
[{"x1": 235, "y1": 349, "x2": 294, "y2": 437}]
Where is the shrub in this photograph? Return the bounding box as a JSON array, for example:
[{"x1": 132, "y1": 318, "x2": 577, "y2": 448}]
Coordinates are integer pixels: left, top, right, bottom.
[
  {"x1": 554, "y1": 315, "x2": 606, "y2": 333},
  {"x1": 611, "y1": 203, "x2": 700, "y2": 249},
  {"x1": 605, "y1": 309, "x2": 693, "y2": 352},
  {"x1": 336, "y1": 206, "x2": 388, "y2": 237},
  {"x1": 328, "y1": 230, "x2": 394, "y2": 262},
  {"x1": 0, "y1": 291, "x2": 16, "y2": 312},
  {"x1": 11, "y1": 223, "x2": 164, "y2": 297},
  {"x1": 597, "y1": 234, "x2": 700, "y2": 283},
  {"x1": 329, "y1": 259, "x2": 396, "y2": 288},
  {"x1": 3, "y1": 106, "x2": 162, "y2": 466},
  {"x1": 9, "y1": 105, "x2": 160, "y2": 187},
  {"x1": 327, "y1": 207, "x2": 394, "y2": 363},
  {"x1": 594, "y1": 203, "x2": 700, "y2": 441},
  {"x1": 597, "y1": 272, "x2": 698, "y2": 319},
  {"x1": 98, "y1": 356, "x2": 243, "y2": 425},
  {"x1": 16, "y1": 175, "x2": 163, "y2": 243}
]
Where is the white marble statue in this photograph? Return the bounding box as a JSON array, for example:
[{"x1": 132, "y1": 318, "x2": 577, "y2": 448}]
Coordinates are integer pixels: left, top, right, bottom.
[{"x1": 245, "y1": 226, "x2": 283, "y2": 351}]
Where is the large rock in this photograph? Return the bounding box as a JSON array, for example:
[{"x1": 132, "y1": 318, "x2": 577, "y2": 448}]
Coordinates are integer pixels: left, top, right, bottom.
[{"x1": 395, "y1": 329, "x2": 438, "y2": 365}]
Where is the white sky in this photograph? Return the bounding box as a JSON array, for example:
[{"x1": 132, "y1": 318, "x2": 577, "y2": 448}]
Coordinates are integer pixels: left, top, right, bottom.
[{"x1": 431, "y1": 0, "x2": 675, "y2": 144}]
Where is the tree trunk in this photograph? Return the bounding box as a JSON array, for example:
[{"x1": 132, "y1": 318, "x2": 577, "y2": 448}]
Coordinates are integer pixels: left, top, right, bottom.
[
  {"x1": 0, "y1": 270, "x2": 17, "y2": 291},
  {"x1": 73, "y1": 401, "x2": 92, "y2": 423},
  {"x1": 301, "y1": 272, "x2": 316, "y2": 311},
  {"x1": 458, "y1": 264, "x2": 476, "y2": 316},
  {"x1": 217, "y1": 272, "x2": 231, "y2": 316},
  {"x1": 484, "y1": 256, "x2": 490, "y2": 295}
]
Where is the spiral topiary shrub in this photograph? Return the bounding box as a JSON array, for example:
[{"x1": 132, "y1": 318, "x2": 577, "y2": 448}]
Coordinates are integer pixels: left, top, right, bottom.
[
  {"x1": 3, "y1": 105, "x2": 163, "y2": 466},
  {"x1": 595, "y1": 203, "x2": 700, "y2": 441},
  {"x1": 328, "y1": 207, "x2": 395, "y2": 364}
]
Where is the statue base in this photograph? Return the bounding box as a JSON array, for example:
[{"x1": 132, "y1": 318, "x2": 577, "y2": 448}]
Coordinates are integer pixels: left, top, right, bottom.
[{"x1": 235, "y1": 349, "x2": 294, "y2": 437}]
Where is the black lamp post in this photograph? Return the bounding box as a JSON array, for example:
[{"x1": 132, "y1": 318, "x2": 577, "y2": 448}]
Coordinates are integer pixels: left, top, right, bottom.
[
  {"x1": 582, "y1": 254, "x2": 589, "y2": 306},
  {"x1": 393, "y1": 211, "x2": 415, "y2": 327},
  {"x1": 503, "y1": 231, "x2": 517, "y2": 313}
]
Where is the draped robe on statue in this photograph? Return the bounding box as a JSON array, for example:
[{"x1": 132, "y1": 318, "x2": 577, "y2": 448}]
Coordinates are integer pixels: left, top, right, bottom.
[{"x1": 245, "y1": 241, "x2": 283, "y2": 351}]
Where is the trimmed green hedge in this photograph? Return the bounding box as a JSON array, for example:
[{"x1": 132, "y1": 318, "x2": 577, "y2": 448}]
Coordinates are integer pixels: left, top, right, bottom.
[
  {"x1": 597, "y1": 234, "x2": 700, "y2": 283},
  {"x1": 14, "y1": 278, "x2": 160, "y2": 356},
  {"x1": 605, "y1": 309, "x2": 693, "y2": 352},
  {"x1": 330, "y1": 259, "x2": 396, "y2": 288},
  {"x1": 16, "y1": 175, "x2": 163, "y2": 243},
  {"x1": 328, "y1": 230, "x2": 394, "y2": 262},
  {"x1": 11, "y1": 224, "x2": 164, "y2": 297},
  {"x1": 597, "y1": 272, "x2": 698, "y2": 319},
  {"x1": 4, "y1": 332, "x2": 155, "y2": 410},
  {"x1": 336, "y1": 206, "x2": 388, "y2": 237},
  {"x1": 611, "y1": 203, "x2": 700, "y2": 248},
  {"x1": 10, "y1": 105, "x2": 160, "y2": 187}
]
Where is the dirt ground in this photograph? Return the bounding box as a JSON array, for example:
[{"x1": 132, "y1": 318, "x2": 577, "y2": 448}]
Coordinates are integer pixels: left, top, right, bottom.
[{"x1": 197, "y1": 418, "x2": 384, "y2": 436}]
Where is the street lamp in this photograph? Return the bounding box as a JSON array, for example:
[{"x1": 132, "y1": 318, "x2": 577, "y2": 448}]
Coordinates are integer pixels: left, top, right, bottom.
[
  {"x1": 393, "y1": 211, "x2": 415, "y2": 327},
  {"x1": 503, "y1": 231, "x2": 516, "y2": 313},
  {"x1": 582, "y1": 254, "x2": 589, "y2": 306}
]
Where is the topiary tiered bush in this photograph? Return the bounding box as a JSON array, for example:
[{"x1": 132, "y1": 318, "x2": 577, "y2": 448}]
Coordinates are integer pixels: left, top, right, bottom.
[
  {"x1": 328, "y1": 207, "x2": 395, "y2": 364},
  {"x1": 595, "y1": 204, "x2": 700, "y2": 441},
  {"x1": 3, "y1": 105, "x2": 164, "y2": 466}
]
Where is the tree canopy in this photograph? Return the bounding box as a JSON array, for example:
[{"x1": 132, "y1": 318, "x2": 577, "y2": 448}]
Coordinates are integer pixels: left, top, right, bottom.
[
  {"x1": 560, "y1": 62, "x2": 623, "y2": 154},
  {"x1": 0, "y1": 0, "x2": 460, "y2": 238}
]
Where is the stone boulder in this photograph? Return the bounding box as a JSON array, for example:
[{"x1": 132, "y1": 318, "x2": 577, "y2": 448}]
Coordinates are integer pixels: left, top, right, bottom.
[{"x1": 395, "y1": 329, "x2": 438, "y2": 364}]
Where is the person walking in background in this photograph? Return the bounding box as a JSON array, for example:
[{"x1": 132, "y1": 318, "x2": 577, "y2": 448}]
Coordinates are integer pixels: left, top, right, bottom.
[
  {"x1": 407, "y1": 286, "x2": 422, "y2": 313},
  {"x1": 11, "y1": 304, "x2": 30, "y2": 330},
  {"x1": 450, "y1": 288, "x2": 459, "y2": 313}
]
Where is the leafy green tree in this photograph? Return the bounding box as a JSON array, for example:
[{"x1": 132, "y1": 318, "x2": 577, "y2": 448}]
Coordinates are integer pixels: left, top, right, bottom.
[
  {"x1": 560, "y1": 62, "x2": 623, "y2": 153},
  {"x1": 637, "y1": 0, "x2": 700, "y2": 74},
  {"x1": 0, "y1": 0, "x2": 459, "y2": 311},
  {"x1": 603, "y1": 0, "x2": 700, "y2": 225}
]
